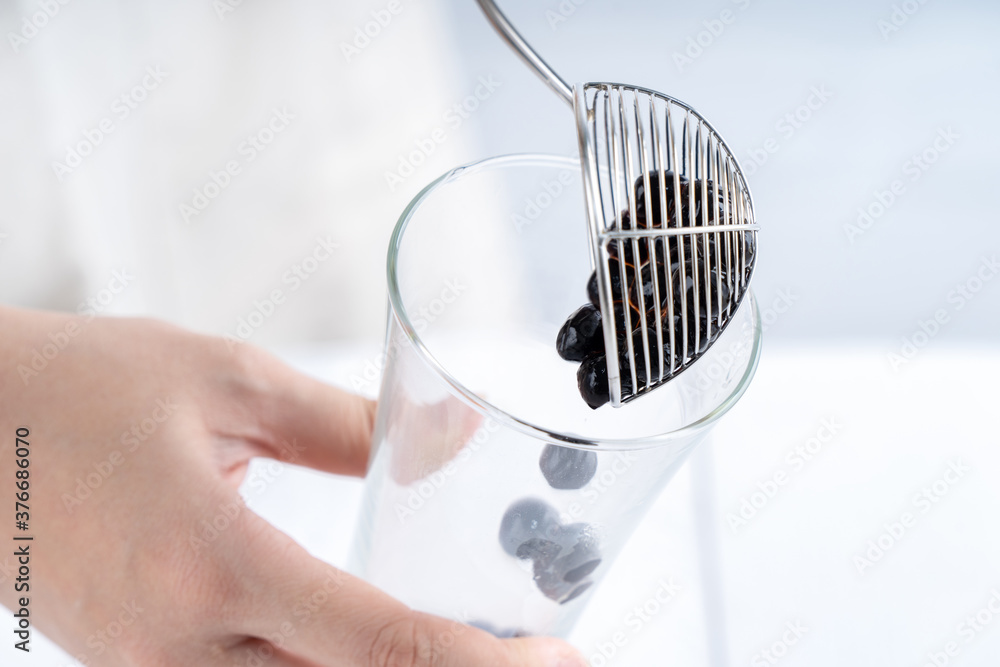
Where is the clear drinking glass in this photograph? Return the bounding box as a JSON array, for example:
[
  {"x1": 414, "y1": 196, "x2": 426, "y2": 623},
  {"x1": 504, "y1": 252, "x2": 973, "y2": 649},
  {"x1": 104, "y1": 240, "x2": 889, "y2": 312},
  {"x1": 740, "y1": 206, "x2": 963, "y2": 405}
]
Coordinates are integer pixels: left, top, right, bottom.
[{"x1": 349, "y1": 154, "x2": 761, "y2": 639}]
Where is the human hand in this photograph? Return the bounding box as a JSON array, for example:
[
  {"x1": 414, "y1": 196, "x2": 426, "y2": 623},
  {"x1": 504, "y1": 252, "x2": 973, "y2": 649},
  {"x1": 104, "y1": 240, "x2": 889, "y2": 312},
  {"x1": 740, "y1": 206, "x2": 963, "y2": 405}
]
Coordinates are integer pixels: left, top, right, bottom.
[{"x1": 0, "y1": 306, "x2": 586, "y2": 667}]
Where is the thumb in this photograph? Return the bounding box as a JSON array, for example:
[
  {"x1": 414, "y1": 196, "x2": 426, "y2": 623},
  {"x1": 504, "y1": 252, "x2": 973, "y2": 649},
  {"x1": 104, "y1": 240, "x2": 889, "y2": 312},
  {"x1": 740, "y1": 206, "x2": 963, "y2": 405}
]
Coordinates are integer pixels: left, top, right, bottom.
[
  {"x1": 359, "y1": 611, "x2": 589, "y2": 667},
  {"x1": 233, "y1": 512, "x2": 588, "y2": 666},
  {"x1": 511, "y1": 638, "x2": 590, "y2": 667}
]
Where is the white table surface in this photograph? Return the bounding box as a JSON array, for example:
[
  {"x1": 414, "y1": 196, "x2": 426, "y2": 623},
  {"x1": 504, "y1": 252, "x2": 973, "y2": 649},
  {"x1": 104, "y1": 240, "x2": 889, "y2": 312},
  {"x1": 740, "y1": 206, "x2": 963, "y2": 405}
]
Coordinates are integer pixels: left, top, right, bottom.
[{"x1": 15, "y1": 342, "x2": 1000, "y2": 666}]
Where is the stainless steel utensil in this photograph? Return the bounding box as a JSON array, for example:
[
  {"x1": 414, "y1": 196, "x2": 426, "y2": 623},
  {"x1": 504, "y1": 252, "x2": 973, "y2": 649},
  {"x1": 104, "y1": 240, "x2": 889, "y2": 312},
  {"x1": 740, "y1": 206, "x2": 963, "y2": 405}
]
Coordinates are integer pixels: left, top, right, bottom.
[{"x1": 477, "y1": 0, "x2": 758, "y2": 407}]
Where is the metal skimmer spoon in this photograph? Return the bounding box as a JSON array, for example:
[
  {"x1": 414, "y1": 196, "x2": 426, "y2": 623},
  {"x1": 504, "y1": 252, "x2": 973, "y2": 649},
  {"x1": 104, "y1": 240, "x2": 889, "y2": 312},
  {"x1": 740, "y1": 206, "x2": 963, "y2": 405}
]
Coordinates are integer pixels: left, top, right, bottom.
[{"x1": 477, "y1": 0, "x2": 759, "y2": 407}]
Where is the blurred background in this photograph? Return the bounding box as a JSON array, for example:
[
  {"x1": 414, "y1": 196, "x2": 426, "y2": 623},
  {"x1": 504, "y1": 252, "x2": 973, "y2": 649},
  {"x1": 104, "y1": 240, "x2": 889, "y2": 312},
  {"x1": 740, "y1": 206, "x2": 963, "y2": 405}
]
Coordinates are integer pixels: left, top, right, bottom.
[
  {"x1": 2, "y1": 0, "x2": 997, "y2": 343},
  {"x1": 1, "y1": 0, "x2": 998, "y2": 665}
]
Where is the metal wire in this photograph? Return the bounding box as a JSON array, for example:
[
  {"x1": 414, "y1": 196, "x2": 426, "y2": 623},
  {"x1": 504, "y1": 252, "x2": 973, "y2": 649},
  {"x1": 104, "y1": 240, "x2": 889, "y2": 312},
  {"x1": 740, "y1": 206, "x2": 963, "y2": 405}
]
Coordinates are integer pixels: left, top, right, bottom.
[
  {"x1": 579, "y1": 84, "x2": 758, "y2": 406},
  {"x1": 476, "y1": 3, "x2": 759, "y2": 408},
  {"x1": 475, "y1": 0, "x2": 573, "y2": 104}
]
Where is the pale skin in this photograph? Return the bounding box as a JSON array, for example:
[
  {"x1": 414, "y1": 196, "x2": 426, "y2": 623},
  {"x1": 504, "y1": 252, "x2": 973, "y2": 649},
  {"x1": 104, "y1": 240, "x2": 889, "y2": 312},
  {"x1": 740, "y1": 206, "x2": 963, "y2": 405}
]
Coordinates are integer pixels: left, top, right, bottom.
[{"x1": 0, "y1": 306, "x2": 586, "y2": 667}]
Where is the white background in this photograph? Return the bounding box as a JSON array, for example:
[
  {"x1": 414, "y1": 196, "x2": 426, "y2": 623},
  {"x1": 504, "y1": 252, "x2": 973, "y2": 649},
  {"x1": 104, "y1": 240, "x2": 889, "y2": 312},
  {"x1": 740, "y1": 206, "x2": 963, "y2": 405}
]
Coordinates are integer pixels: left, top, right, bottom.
[{"x1": 1, "y1": 0, "x2": 998, "y2": 665}]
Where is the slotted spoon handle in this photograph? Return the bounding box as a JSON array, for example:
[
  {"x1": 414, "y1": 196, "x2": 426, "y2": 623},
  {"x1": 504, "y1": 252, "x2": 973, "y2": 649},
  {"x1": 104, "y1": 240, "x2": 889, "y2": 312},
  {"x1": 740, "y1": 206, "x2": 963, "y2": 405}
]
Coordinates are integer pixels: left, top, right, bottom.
[{"x1": 476, "y1": 0, "x2": 574, "y2": 106}]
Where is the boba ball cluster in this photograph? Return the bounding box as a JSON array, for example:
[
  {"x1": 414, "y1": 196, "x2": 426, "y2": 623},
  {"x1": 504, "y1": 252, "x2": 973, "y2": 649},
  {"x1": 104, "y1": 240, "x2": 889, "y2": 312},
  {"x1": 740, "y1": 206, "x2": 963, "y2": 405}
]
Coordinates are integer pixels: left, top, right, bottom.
[
  {"x1": 555, "y1": 304, "x2": 604, "y2": 363},
  {"x1": 539, "y1": 444, "x2": 597, "y2": 490},
  {"x1": 498, "y1": 498, "x2": 560, "y2": 557},
  {"x1": 499, "y1": 498, "x2": 601, "y2": 604},
  {"x1": 556, "y1": 170, "x2": 755, "y2": 408}
]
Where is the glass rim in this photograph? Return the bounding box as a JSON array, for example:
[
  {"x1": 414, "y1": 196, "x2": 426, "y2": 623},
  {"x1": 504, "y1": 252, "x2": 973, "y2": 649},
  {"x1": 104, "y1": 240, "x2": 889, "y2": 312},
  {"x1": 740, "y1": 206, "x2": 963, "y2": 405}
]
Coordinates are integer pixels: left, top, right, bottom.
[{"x1": 386, "y1": 153, "x2": 762, "y2": 451}]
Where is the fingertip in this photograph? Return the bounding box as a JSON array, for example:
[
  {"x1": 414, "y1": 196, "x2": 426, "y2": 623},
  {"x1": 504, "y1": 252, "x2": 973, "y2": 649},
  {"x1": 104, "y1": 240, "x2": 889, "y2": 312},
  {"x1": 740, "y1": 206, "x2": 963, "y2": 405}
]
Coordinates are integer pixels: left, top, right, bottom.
[
  {"x1": 334, "y1": 389, "x2": 377, "y2": 471},
  {"x1": 246, "y1": 354, "x2": 377, "y2": 477},
  {"x1": 506, "y1": 636, "x2": 589, "y2": 667}
]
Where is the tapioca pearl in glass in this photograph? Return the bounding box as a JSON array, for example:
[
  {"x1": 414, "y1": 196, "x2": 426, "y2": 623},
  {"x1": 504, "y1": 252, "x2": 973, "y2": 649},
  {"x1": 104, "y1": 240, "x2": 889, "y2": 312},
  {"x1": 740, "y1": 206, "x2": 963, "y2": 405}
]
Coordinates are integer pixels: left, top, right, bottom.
[
  {"x1": 532, "y1": 561, "x2": 576, "y2": 603},
  {"x1": 561, "y1": 581, "x2": 594, "y2": 605},
  {"x1": 551, "y1": 522, "x2": 602, "y2": 583},
  {"x1": 498, "y1": 497, "x2": 561, "y2": 557},
  {"x1": 534, "y1": 560, "x2": 595, "y2": 604},
  {"x1": 515, "y1": 536, "x2": 563, "y2": 563},
  {"x1": 539, "y1": 444, "x2": 598, "y2": 490}
]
